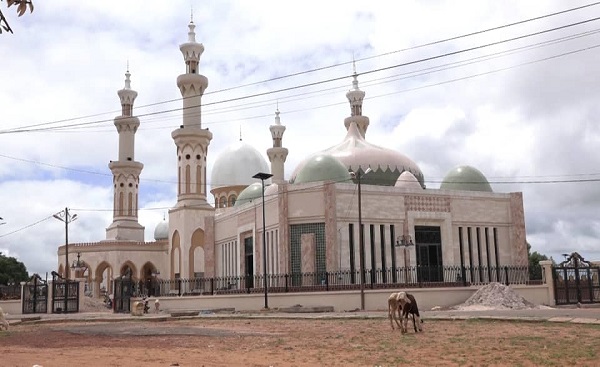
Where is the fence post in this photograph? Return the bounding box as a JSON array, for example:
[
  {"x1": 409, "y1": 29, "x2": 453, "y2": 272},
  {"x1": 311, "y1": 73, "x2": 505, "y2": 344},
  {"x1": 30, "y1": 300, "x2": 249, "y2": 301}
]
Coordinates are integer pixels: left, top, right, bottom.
[
  {"x1": 325, "y1": 272, "x2": 329, "y2": 291},
  {"x1": 462, "y1": 266, "x2": 467, "y2": 287},
  {"x1": 178, "y1": 278, "x2": 182, "y2": 296},
  {"x1": 285, "y1": 274, "x2": 289, "y2": 293},
  {"x1": 210, "y1": 278, "x2": 214, "y2": 295},
  {"x1": 504, "y1": 266, "x2": 509, "y2": 286}
]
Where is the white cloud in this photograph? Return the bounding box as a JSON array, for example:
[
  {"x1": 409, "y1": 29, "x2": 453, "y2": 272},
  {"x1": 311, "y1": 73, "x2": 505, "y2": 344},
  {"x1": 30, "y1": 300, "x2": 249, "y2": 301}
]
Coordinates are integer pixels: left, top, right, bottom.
[{"x1": 1, "y1": 0, "x2": 600, "y2": 274}]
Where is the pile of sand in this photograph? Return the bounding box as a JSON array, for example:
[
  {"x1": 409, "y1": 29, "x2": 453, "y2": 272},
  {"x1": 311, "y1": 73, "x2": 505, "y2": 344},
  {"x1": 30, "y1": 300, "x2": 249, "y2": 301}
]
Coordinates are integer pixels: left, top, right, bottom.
[
  {"x1": 452, "y1": 282, "x2": 546, "y2": 311},
  {"x1": 81, "y1": 296, "x2": 111, "y2": 313}
]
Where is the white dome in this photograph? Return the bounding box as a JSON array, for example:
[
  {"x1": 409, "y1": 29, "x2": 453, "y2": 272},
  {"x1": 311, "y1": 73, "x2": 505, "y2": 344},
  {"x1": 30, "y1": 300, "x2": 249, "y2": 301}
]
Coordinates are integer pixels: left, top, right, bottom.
[
  {"x1": 211, "y1": 141, "x2": 270, "y2": 190},
  {"x1": 395, "y1": 171, "x2": 422, "y2": 190},
  {"x1": 153, "y1": 220, "x2": 169, "y2": 240}
]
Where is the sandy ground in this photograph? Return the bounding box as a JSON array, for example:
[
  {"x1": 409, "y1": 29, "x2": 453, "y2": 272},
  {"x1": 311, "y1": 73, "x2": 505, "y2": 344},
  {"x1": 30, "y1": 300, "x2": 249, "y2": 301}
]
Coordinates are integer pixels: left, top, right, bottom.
[{"x1": 1, "y1": 317, "x2": 600, "y2": 367}]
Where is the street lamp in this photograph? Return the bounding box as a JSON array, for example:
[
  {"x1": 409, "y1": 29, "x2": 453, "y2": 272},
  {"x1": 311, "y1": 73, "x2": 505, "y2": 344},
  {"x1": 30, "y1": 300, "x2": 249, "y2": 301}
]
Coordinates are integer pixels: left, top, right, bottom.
[
  {"x1": 396, "y1": 234, "x2": 414, "y2": 283},
  {"x1": 349, "y1": 167, "x2": 372, "y2": 311},
  {"x1": 253, "y1": 172, "x2": 273, "y2": 309},
  {"x1": 71, "y1": 252, "x2": 87, "y2": 276},
  {"x1": 53, "y1": 208, "x2": 77, "y2": 280}
]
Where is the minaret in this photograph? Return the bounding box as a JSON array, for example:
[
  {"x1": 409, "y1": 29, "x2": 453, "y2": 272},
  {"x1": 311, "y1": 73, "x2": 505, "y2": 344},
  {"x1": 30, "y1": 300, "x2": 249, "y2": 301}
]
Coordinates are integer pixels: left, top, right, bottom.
[
  {"x1": 171, "y1": 15, "x2": 212, "y2": 209},
  {"x1": 168, "y1": 15, "x2": 214, "y2": 280},
  {"x1": 344, "y1": 63, "x2": 370, "y2": 138},
  {"x1": 106, "y1": 68, "x2": 145, "y2": 242},
  {"x1": 267, "y1": 109, "x2": 288, "y2": 183}
]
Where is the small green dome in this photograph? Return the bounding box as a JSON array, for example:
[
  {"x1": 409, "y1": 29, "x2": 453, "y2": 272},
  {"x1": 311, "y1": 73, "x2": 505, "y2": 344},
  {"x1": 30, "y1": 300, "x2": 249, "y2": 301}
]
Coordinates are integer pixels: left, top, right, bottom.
[
  {"x1": 294, "y1": 154, "x2": 351, "y2": 184},
  {"x1": 440, "y1": 165, "x2": 493, "y2": 192},
  {"x1": 234, "y1": 182, "x2": 263, "y2": 206}
]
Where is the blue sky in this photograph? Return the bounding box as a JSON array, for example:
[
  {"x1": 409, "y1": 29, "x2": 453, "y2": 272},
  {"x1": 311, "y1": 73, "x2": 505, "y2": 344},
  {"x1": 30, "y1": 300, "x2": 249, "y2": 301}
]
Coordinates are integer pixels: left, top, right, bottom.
[{"x1": 2, "y1": 0, "x2": 600, "y2": 275}]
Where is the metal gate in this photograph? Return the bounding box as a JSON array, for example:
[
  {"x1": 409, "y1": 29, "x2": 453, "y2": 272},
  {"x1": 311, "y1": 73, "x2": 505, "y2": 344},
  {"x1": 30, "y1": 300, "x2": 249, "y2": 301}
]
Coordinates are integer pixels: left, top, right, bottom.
[
  {"x1": 113, "y1": 277, "x2": 140, "y2": 313},
  {"x1": 553, "y1": 252, "x2": 600, "y2": 305},
  {"x1": 22, "y1": 274, "x2": 48, "y2": 314},
  {"x1": 51, "y1": 271, "x2": 80, "y2": 313}
]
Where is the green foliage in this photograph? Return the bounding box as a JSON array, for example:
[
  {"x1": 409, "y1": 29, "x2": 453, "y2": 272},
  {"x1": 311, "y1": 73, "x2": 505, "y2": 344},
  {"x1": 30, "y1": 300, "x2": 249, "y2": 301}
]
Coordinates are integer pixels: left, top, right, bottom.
[
  {"x1": 0, "y1": 252, "x2": 29, "y2": 285},
  {"x1": 527, "y1": 242, "x2": 549, "y2": 280}
]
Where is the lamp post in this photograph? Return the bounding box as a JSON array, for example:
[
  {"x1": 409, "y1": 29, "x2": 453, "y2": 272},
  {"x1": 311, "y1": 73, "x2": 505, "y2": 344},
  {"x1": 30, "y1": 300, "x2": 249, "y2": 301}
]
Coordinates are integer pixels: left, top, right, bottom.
[
  {"x1": 350, "y1": 167, "x2": 372, "y2": 311},
  {"x1": 253, "y1": 172, "x2": 273, "y2": 309},
  {"x1": 396, "y1": 234, "x2": 414, "y2": 283},
  {"x1": 53, "y1": 207, "x2": 77, "y2": 279}
]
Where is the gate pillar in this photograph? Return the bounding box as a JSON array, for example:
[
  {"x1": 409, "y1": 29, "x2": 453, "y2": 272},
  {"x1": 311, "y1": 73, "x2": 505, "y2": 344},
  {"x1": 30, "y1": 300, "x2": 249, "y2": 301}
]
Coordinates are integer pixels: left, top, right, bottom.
[{"x1": 540, "y1": 260, "x2": 555, "y2": 306}]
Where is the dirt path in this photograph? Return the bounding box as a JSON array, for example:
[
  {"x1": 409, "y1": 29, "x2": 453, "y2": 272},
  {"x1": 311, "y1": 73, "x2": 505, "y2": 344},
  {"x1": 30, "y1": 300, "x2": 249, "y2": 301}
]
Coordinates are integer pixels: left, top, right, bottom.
[{"x1": 2, "y1": 318, "x2": 599, "y2": 366}]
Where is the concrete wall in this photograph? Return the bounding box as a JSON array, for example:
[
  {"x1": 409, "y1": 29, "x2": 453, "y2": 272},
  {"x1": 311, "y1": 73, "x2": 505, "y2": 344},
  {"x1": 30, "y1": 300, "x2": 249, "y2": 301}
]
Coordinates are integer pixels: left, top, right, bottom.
[
  {"x1": 0, "y1": 300, "x2": 20, "y2": 315},
  {"x1": 152, "y1": 284, "x2": 554, "y2": 313}
]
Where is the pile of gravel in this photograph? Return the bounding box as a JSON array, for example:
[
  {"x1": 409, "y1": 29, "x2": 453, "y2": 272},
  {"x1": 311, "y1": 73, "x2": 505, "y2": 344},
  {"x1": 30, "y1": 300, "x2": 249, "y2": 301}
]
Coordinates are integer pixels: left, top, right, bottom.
[
  {"x1": 81, "y1": 296, "x2": 111, "y2": 313},
  {"x1": 453, "y1": 282, "x2": 538, "y2": 310}
]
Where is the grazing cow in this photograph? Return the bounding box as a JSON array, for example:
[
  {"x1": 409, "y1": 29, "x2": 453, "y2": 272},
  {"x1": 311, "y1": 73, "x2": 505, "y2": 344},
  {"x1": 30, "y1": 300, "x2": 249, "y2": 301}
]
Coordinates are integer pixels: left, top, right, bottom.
[
  {"x1": 387, "y1": 292, "x2": 404, "y2": 330},
  {"x1": 397, "y1": 292, "x2": 423, "y2": 333},
  {"x1": 0, "y1": 306, "x2": 9, "y2": 331}
]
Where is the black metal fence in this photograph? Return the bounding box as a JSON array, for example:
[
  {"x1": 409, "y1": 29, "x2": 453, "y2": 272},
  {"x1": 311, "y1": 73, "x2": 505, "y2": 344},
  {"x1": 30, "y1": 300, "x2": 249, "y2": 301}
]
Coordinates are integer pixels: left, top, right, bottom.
[
  {"x1": 0, "y1": 283, "x2": 21, "y2": 300},
  {"x1": 126, "y1": 265, "x2": 541, "y2": 298}
]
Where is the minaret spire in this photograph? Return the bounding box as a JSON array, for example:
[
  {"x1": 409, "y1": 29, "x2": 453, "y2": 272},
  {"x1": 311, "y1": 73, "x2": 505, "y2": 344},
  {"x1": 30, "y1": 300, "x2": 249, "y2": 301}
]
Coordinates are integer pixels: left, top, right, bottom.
[
  {"x1": 267, "y1": 108, "x2": 288, "y2": 183},
  {"x1": 344, "y1": 61, "x2": 369, "y2": 137},
  {"x1": 107, "y1": 68, "x2": 145, "y2": 242}
]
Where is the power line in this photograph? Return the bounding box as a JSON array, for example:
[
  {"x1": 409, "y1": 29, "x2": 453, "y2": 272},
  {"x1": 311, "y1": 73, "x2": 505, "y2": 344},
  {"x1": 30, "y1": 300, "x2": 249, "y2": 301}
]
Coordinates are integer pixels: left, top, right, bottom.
[{"x1": 3, "y1": 4, "x2": 600, "y2": 134}]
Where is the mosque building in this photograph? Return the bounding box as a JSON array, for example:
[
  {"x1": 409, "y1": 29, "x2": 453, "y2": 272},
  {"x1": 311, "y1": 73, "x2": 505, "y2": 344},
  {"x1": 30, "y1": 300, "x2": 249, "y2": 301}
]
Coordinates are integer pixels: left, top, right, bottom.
[{"x1": 59, "y1": 19, "x2": 527, "y2": 298}]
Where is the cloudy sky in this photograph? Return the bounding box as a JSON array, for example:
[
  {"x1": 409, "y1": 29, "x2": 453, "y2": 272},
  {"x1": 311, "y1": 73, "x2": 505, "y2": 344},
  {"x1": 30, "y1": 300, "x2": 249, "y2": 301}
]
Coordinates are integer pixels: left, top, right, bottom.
[{"x1": 1, "y1": 0, "x2": 600, "y2": 276}]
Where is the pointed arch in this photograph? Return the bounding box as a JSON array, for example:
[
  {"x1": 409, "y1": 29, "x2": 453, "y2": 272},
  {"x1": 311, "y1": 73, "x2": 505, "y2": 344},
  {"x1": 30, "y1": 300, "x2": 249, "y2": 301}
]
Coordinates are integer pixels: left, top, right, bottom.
[
  {"x1": 171, "y1": 230, "x2": 181, "y2": 279},
  {"x1": 94, "y1": 261, "x2": 113, "y2": 298},
  {"x1": 119, "y1": 261, "x2": 137, "y2": 280},
  {"x1": 189, "y1": 228, "x2": 205, "y2": 278}
]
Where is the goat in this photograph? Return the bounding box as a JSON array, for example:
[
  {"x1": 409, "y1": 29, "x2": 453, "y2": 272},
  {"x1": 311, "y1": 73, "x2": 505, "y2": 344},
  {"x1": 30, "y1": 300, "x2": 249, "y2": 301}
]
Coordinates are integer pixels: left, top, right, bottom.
[
  {"x1": 387, "y1": 292, "x2": 403, "y2": 330},
  {"x1": 397, "y1": 292, "x2": 423, "y2": 333},
  {"x1": 0, "y1": 306, "x2": 9, "y2": 331}
]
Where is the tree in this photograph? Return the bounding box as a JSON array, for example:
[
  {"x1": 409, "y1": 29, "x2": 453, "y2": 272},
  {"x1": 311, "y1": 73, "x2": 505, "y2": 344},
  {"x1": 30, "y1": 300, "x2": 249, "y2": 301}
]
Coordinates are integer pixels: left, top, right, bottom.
[
  {"x1": 0, "y1": 252, "x2": 29, "y2": 285},
  {"x1": 527, "y1": 242, "x2": 550, "y2": 280},
  {"x1": 0, "y1": 0, "x2": 34, "y2": 34}
]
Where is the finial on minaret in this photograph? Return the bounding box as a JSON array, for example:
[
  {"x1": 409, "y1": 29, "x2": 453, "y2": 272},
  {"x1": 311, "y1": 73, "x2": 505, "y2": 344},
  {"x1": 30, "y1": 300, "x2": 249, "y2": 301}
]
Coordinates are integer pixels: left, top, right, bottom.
[
  {"x1": 344, "y1": 60, "x2": 369, "y2": 136},
  {"x1": 275, "y1": 108, "x2": 281, "y2": 125},
  {"x1": 124, "y1": 64, "x2": 132, "y2": 90},
  {"x1": 187, "y1": 10, "x2": 197, "y2": 42},
  {"x1": 190, "y1": 4, "x2": 194, "y2": 23},
  {"x1": 239, "y1": 125, "x2": 242, "y2": 141}
]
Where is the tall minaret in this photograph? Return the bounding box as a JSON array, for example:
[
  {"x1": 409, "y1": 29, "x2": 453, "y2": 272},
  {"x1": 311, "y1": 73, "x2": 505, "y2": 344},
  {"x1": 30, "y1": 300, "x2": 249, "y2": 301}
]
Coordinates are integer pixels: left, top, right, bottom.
[
  {"x1": 344, "y1": 63, "x2": 370, "y2": 138},
  {"x1": 106, "y1": 68, "x2": 145, "y2": 242},
  {"x1": 169, "y1": 15, "x2": 214, "y2": 280},
  {"x1": 171, "y1": 15, "x2": 212, "y2": 209},
  {"x1": 267, "y1": 109, "x2": 288, "y2": 183}
]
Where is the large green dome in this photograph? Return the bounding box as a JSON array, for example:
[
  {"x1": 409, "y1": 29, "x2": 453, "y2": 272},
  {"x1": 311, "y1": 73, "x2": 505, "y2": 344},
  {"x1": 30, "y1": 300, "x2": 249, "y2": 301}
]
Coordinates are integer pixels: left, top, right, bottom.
[
  {"x1": 234, "y1": 182, "x2": 263, "y2": 206},
  {"x1": 294, "y1": 154, "x2": 352, "y2": 184},
  {"x1": 440, "y1": 165, "x2": 493, "y2": 192}
]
